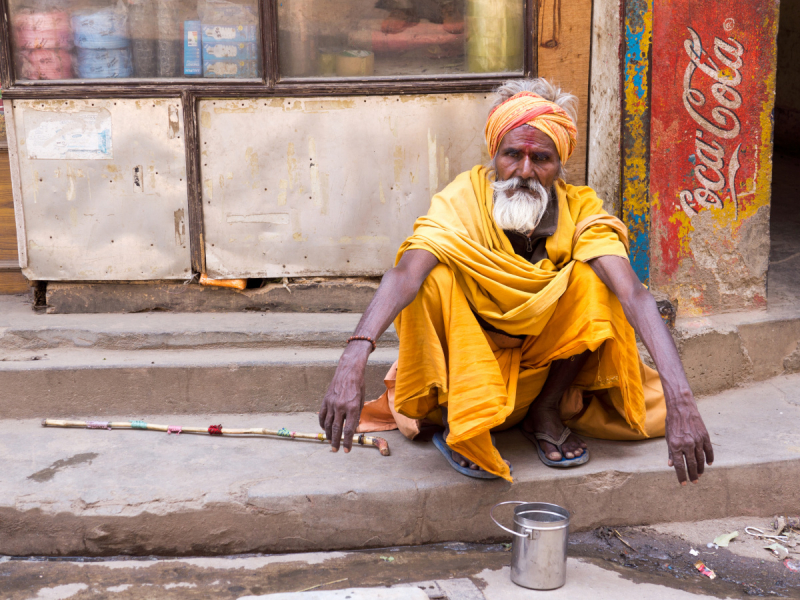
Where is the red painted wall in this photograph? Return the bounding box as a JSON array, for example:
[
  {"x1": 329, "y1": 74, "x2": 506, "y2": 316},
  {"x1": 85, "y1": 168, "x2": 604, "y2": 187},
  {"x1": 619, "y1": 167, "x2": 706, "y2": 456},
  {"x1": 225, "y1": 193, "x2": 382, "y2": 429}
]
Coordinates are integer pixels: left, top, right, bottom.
[{"x1": 650, "y1": 0, "x2": 778, "y2": 316}]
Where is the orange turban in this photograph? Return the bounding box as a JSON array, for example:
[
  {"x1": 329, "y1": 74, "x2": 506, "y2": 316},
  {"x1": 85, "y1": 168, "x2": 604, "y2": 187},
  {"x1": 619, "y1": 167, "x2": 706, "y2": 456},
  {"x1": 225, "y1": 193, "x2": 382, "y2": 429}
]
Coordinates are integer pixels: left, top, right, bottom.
[{"x1": 485, "y1": 91, "x2": 577, "y2": 164}]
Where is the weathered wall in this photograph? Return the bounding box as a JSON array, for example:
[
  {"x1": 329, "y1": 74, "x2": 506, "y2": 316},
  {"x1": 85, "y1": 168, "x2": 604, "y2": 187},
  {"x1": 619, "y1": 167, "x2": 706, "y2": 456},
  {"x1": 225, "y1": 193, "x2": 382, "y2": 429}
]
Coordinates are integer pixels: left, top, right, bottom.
[
  {"x1": 588, "y1": 0, "x2": 622, "y2": 216},
  {"x1": 199, "y1": 95, "x2": 492, "y2": 278},
  {"x1": 649, "y1": 0, "x2": 778, "y2": 316},
  {"x1": 775, "y1": 0, "x2": 800, "y2": 153},
  {"x1": 8, "y1": 99, "x2": 191, "y2": 281},
  {"x1": 620, "y1": 0, "x2": 653, "y2": 283},
  {"x1": 538, "y1": 0, "x2": 593, "y2": 189}
]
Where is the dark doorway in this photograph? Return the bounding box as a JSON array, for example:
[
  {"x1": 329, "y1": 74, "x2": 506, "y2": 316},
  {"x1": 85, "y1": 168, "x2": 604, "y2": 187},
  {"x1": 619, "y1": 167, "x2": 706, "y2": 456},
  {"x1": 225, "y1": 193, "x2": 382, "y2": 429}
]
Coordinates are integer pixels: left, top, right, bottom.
[{"x1": 769, "y1": 0, "x2": 800, "y2": 308}]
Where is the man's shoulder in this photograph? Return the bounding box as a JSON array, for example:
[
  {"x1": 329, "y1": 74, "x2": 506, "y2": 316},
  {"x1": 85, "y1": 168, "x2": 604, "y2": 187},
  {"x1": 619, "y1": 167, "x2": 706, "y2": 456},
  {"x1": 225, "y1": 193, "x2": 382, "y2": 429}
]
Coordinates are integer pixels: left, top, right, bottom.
[{"x1": 560, "y1": 181, "x2": 607, "y2": 219}]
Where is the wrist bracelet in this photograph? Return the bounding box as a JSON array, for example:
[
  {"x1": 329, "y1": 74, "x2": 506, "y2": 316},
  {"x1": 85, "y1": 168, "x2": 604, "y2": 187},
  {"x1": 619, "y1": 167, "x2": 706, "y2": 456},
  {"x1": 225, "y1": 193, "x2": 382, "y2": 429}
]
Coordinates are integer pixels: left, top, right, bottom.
[{"x1": 347, "y1": 335, "x2": 377, "y2": 352}]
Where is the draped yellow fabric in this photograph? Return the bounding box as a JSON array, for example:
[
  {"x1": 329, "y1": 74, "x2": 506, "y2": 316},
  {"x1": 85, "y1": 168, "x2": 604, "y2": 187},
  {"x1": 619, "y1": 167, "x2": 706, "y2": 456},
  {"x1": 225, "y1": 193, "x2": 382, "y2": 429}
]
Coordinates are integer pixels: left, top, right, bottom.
[{"x1": 392, "y1": 165, "x2": 664, "y2": 482}]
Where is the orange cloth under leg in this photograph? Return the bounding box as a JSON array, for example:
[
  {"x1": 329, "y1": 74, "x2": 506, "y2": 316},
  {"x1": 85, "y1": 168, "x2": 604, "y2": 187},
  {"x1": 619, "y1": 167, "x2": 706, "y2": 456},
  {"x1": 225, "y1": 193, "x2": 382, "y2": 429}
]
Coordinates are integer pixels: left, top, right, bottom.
[{"x1": 389, "y1": 261, "x2": 666, "y2": 482}]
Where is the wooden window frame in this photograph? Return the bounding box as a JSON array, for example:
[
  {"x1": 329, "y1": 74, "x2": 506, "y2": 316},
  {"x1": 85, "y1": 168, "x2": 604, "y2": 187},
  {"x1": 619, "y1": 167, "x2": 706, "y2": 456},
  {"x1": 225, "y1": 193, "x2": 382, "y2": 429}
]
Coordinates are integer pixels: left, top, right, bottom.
[
  {"x1": 0, "y1": 0, "x2": 536, "y2": 97},
  {"x1": 0, "y1": 0, "x2": 537, "y2": 277}
]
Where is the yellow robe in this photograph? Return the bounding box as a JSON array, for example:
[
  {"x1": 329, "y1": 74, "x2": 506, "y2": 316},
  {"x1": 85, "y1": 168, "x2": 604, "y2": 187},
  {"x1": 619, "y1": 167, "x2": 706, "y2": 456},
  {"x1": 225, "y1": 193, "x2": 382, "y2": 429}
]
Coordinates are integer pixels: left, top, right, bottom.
[{"x1": 392, "y1": 166, "x2": 666, "y2": 482}]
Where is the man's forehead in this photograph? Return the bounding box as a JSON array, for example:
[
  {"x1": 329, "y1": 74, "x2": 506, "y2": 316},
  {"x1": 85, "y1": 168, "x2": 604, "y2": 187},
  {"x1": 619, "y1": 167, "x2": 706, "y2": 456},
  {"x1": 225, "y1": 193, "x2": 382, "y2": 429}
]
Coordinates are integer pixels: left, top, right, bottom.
[{"x1": 498, "y1": 125, "x2": 557, "y2": 153}]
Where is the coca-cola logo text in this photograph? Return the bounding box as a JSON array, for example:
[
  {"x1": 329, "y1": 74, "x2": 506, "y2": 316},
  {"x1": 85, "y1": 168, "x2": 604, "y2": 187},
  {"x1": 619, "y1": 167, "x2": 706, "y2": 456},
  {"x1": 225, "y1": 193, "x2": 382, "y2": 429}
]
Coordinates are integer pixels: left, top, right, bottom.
[{"x1": 678, "y1": 26, "x2": 744, "y2": 220}]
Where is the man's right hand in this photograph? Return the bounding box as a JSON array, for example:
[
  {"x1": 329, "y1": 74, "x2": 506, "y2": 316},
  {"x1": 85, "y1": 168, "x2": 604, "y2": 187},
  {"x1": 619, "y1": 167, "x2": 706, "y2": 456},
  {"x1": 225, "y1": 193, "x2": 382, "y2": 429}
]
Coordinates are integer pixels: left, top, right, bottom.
[
  {"x1": 318, "y1": 249, "x2": 440, "y2": 453},
  {"x1": 319, "y1": 341, "x2": 372, "y2": 452}
]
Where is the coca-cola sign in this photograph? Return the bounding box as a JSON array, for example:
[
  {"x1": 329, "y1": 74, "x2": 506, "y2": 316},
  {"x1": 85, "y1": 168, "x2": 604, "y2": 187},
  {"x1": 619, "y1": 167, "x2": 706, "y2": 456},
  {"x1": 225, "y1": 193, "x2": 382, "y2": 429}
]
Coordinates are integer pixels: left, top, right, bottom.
[
  {"x1": 679, "y1": 26, "x2": 744, "y2": 219},
  {"x1": 649, "y1": 0, "x2": 778, "y2": 315}
]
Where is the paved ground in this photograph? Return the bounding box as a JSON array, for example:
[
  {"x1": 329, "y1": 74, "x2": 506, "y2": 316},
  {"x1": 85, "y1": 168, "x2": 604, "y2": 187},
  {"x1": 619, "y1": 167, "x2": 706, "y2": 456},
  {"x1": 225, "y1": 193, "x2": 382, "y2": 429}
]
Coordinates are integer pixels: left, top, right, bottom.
[
  {"x1": 1, "y1": 373, "x2": 799, "y2": 556},
  {"x1": 2, "y1": 516, "x2": 798, "y2": 599}
]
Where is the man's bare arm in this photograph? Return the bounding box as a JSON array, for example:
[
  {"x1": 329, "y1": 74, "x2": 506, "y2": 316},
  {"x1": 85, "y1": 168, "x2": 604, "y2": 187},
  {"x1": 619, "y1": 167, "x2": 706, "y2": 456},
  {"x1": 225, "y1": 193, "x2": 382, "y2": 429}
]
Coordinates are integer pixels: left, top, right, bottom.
[
  {"x1": 588, "y1": 255, "x2": 713, "y2": 485},
  {"x1": 320, "y1": 249, "x2": 440, "y2": 452}
]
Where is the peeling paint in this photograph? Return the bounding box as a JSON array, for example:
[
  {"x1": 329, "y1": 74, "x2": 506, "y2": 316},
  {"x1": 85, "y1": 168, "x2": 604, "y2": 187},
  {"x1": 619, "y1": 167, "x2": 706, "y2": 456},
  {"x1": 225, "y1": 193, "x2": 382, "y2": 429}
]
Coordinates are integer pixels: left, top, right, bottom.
[
  {"x1": 277, "y1": 179, "x2": 288, "y2": 206},
  {"x1": 65, "y1": 166, "x2": 85, "y2": 202},
  {"x1": 650, "y1": 0, "x2": 778, "y2": 315},
  {"x1": 226, "y1": 213, "x2": 289, "y2": 224},
  {"x1": 286, "y1": 98, "x2": 356, "y2": 112},
  {"x1": 31, "y1": 170, "x2": 39, "y2": 203},
  {"x1": 309, "y1": 138, "x2": 322, "y2": 209},
  {"x1": 168, "y1": 105, "x2": 181, "y2": 139},
  {"x1": 428, "y1": 129, "x2": 438, "y2": 194},
  {"x1": 621, "y1": 0, "x2": 653, "y2": 284},
  {"x1": 393, "y1": 145, "x2": 404, "y2": 185},
  {"x1": 174, "y1": 208, "x2": 186, "y2": 246},
  {"x1": 245, "y1": 147, "x2": 259, "y2": 179},
  {"x1": 12, "y1": 98, "x2": 191, "y2": 281},
  {"x1": 200, "y1": 110, "x2": 211, "y2": 129},
  {"x1": 286, "y1": 143, "x2": 298, "y2": 190},
  {"x1": 196, "y1": 94, "x2": 492, "y2": 278}
]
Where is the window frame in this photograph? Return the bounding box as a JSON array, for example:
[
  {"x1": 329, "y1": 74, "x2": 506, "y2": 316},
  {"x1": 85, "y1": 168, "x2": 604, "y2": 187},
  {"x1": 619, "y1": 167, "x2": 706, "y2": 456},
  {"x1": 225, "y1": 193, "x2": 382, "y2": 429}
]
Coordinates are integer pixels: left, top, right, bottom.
[
  {"x1": 0, "y1": 0, "x2": 538, "y2": 282},
  {"x1": 0, "y1": 0, "x2": 536, "y2": 95}
]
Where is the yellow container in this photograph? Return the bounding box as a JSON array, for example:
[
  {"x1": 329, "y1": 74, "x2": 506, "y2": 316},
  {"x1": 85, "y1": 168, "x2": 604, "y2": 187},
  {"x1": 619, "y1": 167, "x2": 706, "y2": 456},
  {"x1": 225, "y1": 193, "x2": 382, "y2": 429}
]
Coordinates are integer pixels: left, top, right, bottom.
[
  {"x1": 465, "y1": 0, "x2": 524, "y2": 73},
  {"x1": 335, "y1": 50, "x2": 375, "y2": 77}
]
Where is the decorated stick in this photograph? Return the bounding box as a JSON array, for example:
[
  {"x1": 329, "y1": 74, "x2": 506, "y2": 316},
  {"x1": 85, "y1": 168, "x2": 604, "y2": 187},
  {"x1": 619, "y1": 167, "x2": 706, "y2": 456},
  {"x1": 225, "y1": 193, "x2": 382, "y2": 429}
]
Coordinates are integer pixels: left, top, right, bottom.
[{"x1": 41, "y1": 419, "x2": 390, "y2": 456}]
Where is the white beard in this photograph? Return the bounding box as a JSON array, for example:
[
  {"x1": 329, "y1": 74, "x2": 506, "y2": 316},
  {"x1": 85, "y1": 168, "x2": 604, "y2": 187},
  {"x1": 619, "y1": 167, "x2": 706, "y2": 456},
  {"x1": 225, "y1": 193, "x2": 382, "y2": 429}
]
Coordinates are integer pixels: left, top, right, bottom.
[{"x1": 491, "y1": 177, "x2": 550, "y2": 234}]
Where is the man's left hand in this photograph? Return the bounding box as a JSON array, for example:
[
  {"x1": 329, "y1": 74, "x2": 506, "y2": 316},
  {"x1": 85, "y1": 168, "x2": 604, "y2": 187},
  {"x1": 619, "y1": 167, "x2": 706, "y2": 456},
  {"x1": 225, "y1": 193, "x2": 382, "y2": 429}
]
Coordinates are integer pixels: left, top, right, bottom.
[{"x1": 665, "y1": 392, "x2": 714, "y2": 485}]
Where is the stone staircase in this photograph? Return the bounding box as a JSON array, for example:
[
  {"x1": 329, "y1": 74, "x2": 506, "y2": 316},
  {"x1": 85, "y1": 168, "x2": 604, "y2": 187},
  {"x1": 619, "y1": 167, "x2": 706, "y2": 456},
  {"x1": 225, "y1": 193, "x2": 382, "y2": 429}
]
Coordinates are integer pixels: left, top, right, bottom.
[{"x1": 1, "y1": 293, "x2": 799, "y2": 557}]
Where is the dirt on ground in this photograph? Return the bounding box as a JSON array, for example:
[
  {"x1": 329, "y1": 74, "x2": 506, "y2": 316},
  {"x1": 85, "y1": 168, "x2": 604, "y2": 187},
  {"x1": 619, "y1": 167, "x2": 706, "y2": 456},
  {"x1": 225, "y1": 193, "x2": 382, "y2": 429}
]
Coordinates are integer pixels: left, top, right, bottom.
[{"x1": 570, "y1": 516, "x2": 800, "y2": 598}]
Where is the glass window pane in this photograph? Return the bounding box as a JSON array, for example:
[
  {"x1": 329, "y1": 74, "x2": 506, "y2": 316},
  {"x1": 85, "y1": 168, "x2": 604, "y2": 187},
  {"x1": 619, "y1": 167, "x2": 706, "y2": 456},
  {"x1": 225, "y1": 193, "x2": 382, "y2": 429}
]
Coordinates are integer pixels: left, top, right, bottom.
[
  {"x1": 10, "y1": 0, "x2": 262, "y2": 81},
  {"x1": 278, "y1": 0, "x2": 523, "y2": 78}
]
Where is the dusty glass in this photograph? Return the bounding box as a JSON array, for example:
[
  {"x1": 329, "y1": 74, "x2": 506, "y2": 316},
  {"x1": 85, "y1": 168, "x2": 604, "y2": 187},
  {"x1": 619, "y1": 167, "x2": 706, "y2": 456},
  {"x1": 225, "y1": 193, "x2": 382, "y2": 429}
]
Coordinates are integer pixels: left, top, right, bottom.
[
  {"x1": 9, "y1": 0, "x2": 261, "y2": 81},
  {"x1": 277, "y1": 0, "x2": 524, "y2": 78}
]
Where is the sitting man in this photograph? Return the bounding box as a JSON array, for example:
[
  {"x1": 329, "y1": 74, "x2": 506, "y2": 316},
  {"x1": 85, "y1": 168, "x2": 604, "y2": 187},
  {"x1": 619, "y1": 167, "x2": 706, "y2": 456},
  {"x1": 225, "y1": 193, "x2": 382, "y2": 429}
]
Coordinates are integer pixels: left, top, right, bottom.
[{"x1": 319, "y1": 78, "x2": 713, "y2": 484}]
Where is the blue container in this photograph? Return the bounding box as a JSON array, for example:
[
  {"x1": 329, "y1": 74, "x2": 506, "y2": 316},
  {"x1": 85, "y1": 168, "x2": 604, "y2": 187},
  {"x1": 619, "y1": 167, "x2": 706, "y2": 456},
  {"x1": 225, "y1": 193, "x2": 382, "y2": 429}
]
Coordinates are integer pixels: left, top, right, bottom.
[
  {"x1": 203, "y1": 59, "x2": 258, "y2": 78},
  {"x1": 202, "y1": 41, "x2": 257, "y2": 62},
  {"x1": 201, "y1": 24, "x2": 257, "y2": 45},
  {"x1": 75, "y1": 47, "x2": 133, "y2": 78},
  {"x1": 72, "y1": 8, "x2": 130, "y2": 50},
  {"x1": 184, "y1": 20, "x2": 202, "y2": 76}
]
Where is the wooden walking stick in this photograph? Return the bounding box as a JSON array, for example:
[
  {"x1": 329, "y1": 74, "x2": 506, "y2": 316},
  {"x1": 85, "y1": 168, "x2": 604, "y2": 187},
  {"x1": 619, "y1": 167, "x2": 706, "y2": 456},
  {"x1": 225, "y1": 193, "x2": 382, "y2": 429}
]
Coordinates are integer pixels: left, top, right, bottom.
[{"x1": 42, "y1": 419, "x2": 391, "y2": 456}]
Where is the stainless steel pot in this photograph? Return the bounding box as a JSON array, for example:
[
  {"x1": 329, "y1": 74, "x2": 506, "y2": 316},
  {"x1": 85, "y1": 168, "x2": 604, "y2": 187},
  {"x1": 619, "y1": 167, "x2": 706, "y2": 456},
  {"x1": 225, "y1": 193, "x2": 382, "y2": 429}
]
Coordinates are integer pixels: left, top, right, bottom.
[{"x1": 491, "y1": 501, "x2": 570, "y2": 590}]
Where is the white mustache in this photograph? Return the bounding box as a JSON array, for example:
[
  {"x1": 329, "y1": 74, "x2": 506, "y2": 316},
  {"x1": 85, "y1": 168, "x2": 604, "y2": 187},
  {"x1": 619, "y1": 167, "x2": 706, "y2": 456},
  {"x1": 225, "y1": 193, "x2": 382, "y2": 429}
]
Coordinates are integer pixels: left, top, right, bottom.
[
  {"x1": 491, "y1": 176, "x2": 539, "y2": 193},
  {"x1": 491, "y1": 177, "x2": 550, "y2": 234}
]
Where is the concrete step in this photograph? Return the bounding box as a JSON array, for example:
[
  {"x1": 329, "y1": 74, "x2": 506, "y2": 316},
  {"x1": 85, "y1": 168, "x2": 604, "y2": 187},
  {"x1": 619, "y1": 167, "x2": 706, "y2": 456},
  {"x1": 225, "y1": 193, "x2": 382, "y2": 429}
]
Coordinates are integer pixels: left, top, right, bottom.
[
  {"x1": 0, "y1": 295, "x2": 398, "y2": 351},
  {"x1": 1, "y1": 373, "x2": 798, "y2": 557},
  {"x1": 0, "y1": 347, "x2": 397, "y2": 418},
  {"x1": 2, "y1": 294, "x2": 799, "y2": 415},
  {"x1": 671, "y1": 306, "x2": 800, "y2": 396}
]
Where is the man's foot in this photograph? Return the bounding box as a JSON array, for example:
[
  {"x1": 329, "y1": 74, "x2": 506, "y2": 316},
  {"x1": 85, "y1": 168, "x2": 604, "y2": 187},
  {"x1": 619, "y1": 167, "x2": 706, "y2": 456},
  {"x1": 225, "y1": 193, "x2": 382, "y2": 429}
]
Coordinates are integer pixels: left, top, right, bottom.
[
  {"x1": 521, "y1": 405, "x2": 586, "y2": 461},
  {"x1": 451, "y1": 449, "x2": 511, "y2": 472},
  {"x1": 380, "y1": 9, "x2": 419, "y2": 34}
]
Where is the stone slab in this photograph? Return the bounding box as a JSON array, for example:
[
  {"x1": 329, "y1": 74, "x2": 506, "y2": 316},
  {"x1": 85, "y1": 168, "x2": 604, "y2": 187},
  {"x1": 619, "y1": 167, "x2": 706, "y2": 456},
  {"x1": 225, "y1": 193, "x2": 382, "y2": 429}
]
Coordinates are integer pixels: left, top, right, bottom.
[
  {"x1": 45, "y1": 280, "x2": 378, "y2": 314},
  {"x1": 246, "y1": 589, "x2": 428, "y2": 600},
  {"x1": 0, "y1": 346, "x2": 396, "y2": 418},
  {"x1": 1, "y1": 374, "x2": 798, "y2": 556},
  {"x1": 475, "y1": 561, "x2": 718, "y2": 600},
  {"x1": 0, "y1": 295, "x2": 397, "y2": 352},
  {"x1": 674, "y1": 307, "x2": 800, "y2": 396},
  {"x1": 3, "y1": 295, "x2": 800, "y2": 413}
]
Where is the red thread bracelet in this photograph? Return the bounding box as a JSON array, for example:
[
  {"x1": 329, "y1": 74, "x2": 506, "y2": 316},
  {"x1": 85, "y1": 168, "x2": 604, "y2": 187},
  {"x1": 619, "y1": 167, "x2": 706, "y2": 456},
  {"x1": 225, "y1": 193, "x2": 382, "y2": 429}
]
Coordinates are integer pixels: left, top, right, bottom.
[{"x1": 347, "y1": 335, "x2": 377, "y2": 352}]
